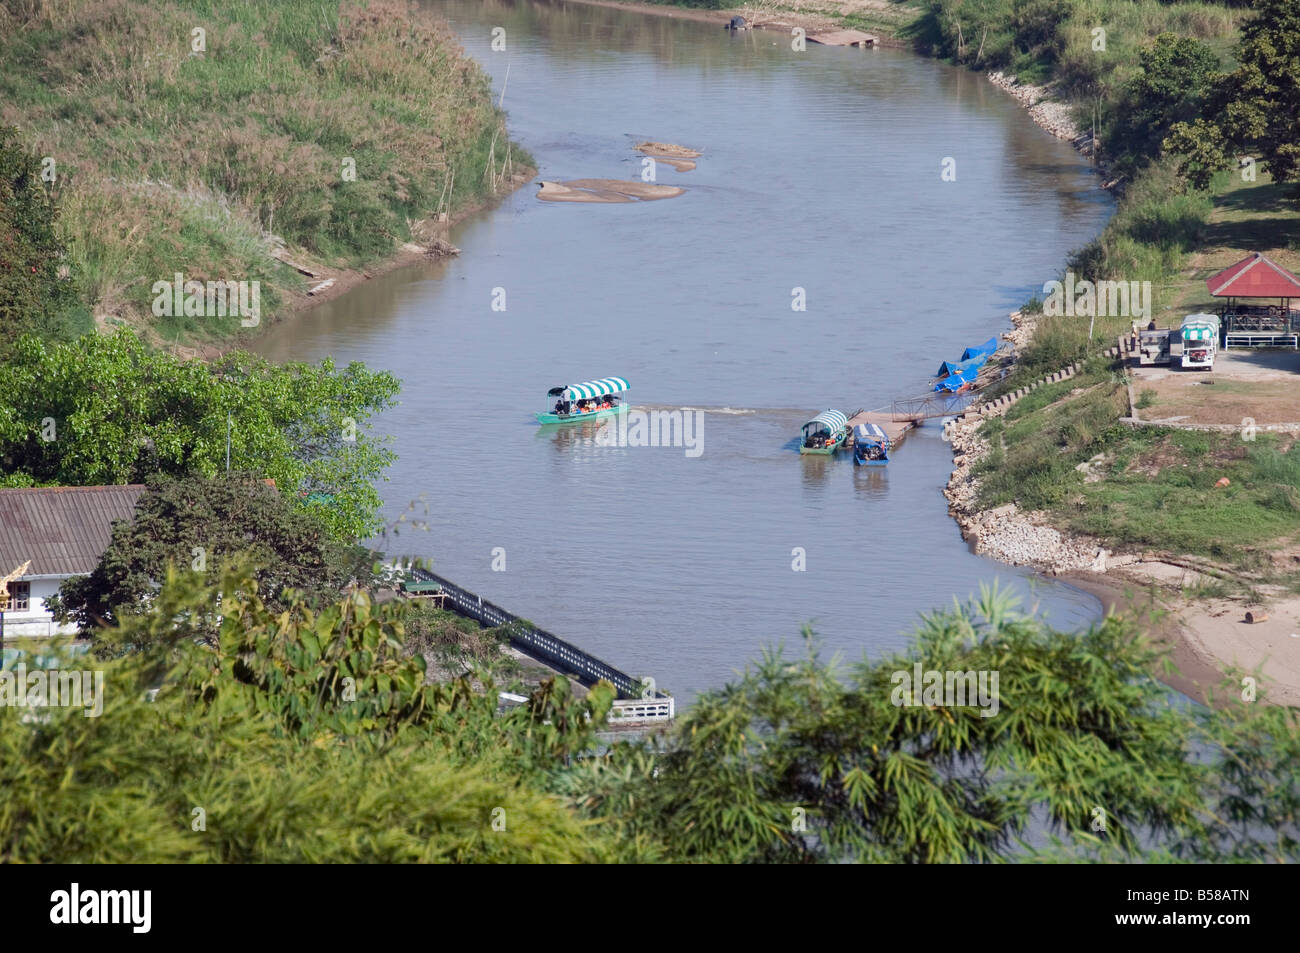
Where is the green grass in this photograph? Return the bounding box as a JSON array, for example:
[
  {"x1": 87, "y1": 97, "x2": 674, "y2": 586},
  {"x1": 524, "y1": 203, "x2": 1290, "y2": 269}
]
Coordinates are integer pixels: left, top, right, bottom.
[
  {"x1": 0, "y1": 0, "x2": 530, "y2": 347},
  {"x1": 980, "y1": 368, "x2": 1300, "y2": 570},
  {"x1": 1067, "y1": 427, "x2": 1300, "y2": 568},
  {"x1": 925, "y1": 0, "x2": 1246, "y2": 96},
  {"x1": 975, "y1": 369, "x2": 1128, "y2": 510}
]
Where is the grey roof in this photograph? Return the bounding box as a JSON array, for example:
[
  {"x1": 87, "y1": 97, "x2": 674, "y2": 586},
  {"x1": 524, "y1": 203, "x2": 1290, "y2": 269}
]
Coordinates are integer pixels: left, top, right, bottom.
[{"x1": 0, "y1": 485, "x2": 145, "y2": 578}]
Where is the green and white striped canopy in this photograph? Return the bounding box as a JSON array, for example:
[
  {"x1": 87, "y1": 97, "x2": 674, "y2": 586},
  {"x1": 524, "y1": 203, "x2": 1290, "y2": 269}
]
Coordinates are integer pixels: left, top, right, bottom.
[
  {"x1": 564, "y1": 377, "x2": 629, "y2": 400},
  {"x1": 804, "y1": 409, "x2": 847, "y2": 433},
  {"x1": 1182, "y1": 325, "x2": 1216, "y2": 341}
]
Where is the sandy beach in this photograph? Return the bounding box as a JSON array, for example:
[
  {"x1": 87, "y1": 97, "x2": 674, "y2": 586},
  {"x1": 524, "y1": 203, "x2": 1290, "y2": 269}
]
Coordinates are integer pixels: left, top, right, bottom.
[{"x1": 1064, "y1": 570, "x2": 1300, "y2": 707}]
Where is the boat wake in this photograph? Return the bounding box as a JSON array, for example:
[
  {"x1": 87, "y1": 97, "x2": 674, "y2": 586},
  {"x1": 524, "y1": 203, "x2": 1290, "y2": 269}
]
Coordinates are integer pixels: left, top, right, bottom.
[{"x1": 629, "y1": 404, "x2": 758, "y2": 416}]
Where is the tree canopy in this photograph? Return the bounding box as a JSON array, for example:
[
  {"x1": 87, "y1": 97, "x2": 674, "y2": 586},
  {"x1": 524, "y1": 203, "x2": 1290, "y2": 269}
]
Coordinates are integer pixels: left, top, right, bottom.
[
  {"x1": 50, "y1": 472, "x2": 374, "y2": 632},
  {"x1": 5, "y1": 574, "x2": 1296, "y2": 863},
  {"x1": 0, "y1": 330, "x2": 398, "y2": 539},
  {"x1": 1107, "y1": 33, "x2": 1221, "y2": 175},
  {"x1": 0, "y1": 125, "x2": 83, "y2": 357},
  {"x1": 1165, "y1": 0, "x2": 1300, "y2": 191}
]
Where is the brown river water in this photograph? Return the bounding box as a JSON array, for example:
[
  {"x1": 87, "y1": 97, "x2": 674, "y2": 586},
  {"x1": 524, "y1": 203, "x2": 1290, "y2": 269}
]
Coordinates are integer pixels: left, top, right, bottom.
[{"x1": 254, "y1": 0, "x2": 1115, "y2": 700}]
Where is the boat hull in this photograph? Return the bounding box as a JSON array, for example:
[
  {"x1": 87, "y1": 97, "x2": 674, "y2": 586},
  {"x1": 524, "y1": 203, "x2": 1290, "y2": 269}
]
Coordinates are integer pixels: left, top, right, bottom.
[
  {"x1": 536, "y1": 405, "x2": 627, "y2": 425},
  {"x1": 800, "y1": 439, "x2": 844, "y2": 456}
]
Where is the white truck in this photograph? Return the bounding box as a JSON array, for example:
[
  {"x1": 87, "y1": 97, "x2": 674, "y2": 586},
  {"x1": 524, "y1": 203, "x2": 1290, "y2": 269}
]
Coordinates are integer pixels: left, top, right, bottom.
[{"x1": 1180, "y1": 313, "x2": 1221, "y2": 370}]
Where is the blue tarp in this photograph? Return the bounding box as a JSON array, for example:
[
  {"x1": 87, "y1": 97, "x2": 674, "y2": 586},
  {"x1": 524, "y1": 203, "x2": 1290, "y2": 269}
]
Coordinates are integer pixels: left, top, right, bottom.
[
  {"x1": 961, "y1": 337, "x2": 999, "y2": 362},
  {"x1": 935, "y1": 354, "x2": 988, "y2": 379},
  {"x1": 934, "y1": 369, "x2": 976, "y2": 392}
]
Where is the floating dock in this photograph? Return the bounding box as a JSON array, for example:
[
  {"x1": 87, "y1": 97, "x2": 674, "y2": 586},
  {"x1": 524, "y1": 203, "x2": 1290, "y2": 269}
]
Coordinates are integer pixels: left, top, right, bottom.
[{"x1": 806, "y1": 29, "x2": 878, "y2": 47}]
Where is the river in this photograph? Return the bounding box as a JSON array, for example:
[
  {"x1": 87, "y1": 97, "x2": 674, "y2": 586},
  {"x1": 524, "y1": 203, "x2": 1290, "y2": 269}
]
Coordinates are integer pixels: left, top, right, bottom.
[{"x1": 253, "y1": 0, "x2": 1115, "y2": 700}]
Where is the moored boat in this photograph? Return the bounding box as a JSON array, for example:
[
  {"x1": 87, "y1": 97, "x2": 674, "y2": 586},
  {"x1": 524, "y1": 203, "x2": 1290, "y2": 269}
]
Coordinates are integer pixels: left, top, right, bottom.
[
  {"x1": 852, "y1": 422, "x2": 890, "y2": 466},
  {"x1": 536, "y1": 377, "x2": 630, "y2": 424},
  {"x1": 799, "y1": 409, "x2": 848, "y2": 455}
]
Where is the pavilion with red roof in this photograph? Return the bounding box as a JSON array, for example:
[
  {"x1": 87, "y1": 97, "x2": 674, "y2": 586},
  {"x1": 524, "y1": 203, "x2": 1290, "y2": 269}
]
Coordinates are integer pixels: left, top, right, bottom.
[{"x1": 1206, "y1": 252, "x2": 1300, "y2": 347}]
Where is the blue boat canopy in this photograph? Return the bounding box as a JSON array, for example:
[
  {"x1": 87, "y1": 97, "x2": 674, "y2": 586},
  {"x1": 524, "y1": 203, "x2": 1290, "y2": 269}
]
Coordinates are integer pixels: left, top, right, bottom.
[
  {"x1": 961, "y1": 337, "x2": 999, "y2": 362},
  {"x1": 803, "y1": 409, "x2": 847, "y2": 433},
  {"x1": 557, "y1": 377, "x2": 629, "y2": 400},
  {"x1": 854, "y1": 423, "x2": 887, "y2": 443}
]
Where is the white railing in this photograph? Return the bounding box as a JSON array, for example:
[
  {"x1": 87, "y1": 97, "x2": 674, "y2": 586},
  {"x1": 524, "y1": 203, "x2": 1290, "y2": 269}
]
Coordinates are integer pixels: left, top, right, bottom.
[{"x1": 608, "y1": 696, "x2": 676, "y2": 723}]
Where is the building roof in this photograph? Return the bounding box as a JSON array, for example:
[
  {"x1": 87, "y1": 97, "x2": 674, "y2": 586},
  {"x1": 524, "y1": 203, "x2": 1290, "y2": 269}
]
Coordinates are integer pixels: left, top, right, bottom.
[
  {"x1": 1206, "y1": 252, "x2": 1300, "y2": 298},
  {"x1": 0, "y1": 485, "x2": 145, "y2": 578}
]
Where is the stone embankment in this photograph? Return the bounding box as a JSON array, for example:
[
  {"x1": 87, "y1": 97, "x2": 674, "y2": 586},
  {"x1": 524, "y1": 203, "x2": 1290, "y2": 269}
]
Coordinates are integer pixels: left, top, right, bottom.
[
  {"x1": 986, "y1": 71, "x2": 1118, "y2": 186},
  {"x1": 987, "y1": 71, "x2": 1085, "y2": 145},
  {"x1": 943, "y1": 319, "x2": 1134, "y2": 574}
]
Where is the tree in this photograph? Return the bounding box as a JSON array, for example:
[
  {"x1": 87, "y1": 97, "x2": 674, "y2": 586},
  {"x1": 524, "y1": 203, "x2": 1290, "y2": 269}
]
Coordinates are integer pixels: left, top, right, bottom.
[
  {"x1": 1108, "y1": 33, "x2": 1221, "y2": 172},
  {"x1": 1166, "y1": 0, "x2": 1300, "y2": 193},
  {"x1": 0, "y1": 330, "x2": 398, "y2": 539},
  {"x1": 573, "y1": 587, "x2": 1300, "y2": 863},
  {"x1": 0, "y1": 125, "x2": 81, "y2": 358},
  {"x1": 5, "y1": 572, "x2": 1297, "y2": 863},
  {"x1": 1, "y1": 565, "x2": 618, "y2": 863},
  {"x1": 51, "y1": 472, "x2": 374, "y2": 632}
]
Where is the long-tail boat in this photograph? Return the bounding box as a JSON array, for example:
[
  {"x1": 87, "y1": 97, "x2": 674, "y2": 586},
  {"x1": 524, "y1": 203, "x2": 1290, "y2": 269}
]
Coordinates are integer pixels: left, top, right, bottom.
[{"x1": 536, "y1": 377, "x2": 630, "y2": 424}]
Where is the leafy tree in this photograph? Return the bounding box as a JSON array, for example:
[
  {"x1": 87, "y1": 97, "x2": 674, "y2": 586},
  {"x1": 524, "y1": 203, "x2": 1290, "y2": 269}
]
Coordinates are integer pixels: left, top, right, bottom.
[
  {"x1": 1107, "y1": 33, "x2": 1221, "y2": 173},
  {"x1": 51, "y1": 472, "x2": 373, "y2": 632},
  {"x1": 0, "y1": 330, "x2": 398, "y2": 539},
  {"x1": 0, "y1": 125, "x2": 81, "y2": 357},
  {"x1": 573, "y1": 587, "x2": 1300, "y2": 863},
  {"x1": 1166, "y1": 0, "x2": 1300, "y2": 192},
  {"x1": 7, "y1": 572, "x2": 1297, "y2": 863},
  {"x1": 1, "y1": 564, "x2": 621, "y2": 863}
]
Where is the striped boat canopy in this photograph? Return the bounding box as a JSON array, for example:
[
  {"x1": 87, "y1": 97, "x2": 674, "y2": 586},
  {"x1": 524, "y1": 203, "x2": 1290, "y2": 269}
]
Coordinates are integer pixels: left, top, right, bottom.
[
  {"x1": 855, "y1": 422, "x2": 887, "y2": 443},
  {"x1": 804, "y1": 409, "x2": 847, "y2": 433},
  {"x1": 1182, "y1": 325, "x2": 1216, "y2": 341},
  {"x1": 563, "y1": 377, "x2": 629, "y2": 400}
]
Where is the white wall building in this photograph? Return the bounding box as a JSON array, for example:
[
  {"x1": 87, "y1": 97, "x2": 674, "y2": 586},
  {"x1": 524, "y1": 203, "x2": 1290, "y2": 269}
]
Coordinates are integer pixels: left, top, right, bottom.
[{"x1": 0, "y1": 485, "x2": 145, "y2": 640}]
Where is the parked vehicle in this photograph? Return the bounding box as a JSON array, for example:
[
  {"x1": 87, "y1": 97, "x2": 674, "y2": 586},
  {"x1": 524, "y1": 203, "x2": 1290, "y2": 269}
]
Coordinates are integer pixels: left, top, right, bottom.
[
  {"x1": 1138, "y1": 328, "x2": 1172, "y2": 365},
  {"x1": 1179, "y1": 314, "x2": 1221, "y2": 370}
]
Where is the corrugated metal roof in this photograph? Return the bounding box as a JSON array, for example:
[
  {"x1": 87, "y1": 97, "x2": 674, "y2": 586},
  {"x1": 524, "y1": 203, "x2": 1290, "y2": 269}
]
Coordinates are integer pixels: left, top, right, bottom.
[
  {"x1": 1207, "y1": 252, "x2": 1300, "y2": 298},
  {"x1": 0, "y1": 485, "x2": 145, "y2": 578}
]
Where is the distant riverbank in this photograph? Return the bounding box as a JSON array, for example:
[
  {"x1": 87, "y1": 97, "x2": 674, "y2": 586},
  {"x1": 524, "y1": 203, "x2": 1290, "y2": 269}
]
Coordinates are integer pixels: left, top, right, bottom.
[{"x1": 0, "y1": 0, "x2": 531, "y2": 356}]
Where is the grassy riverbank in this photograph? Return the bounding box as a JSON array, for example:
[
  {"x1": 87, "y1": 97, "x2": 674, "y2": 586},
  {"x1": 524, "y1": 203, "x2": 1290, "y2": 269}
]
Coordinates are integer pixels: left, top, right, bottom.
[{"x1": 0, "y1": 0, "x2": 528, "y2": 350}]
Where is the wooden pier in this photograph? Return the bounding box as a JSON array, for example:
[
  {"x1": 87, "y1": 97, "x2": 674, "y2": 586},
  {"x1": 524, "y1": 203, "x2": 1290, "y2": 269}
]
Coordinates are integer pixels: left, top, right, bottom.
[
  {"x1": 844, "y1": 410, "x2": 921, "y2": 448},
  {"x1": 842, "y1": 392, "x2": 978, "y2": 450},
  {"x1": 806, "y1": 29, "x2": 878, "y2": 47}
]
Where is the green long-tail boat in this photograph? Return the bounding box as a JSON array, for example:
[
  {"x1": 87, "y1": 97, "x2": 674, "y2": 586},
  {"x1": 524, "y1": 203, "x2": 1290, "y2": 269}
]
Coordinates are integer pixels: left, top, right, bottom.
[
  {"x1": 536, "y1": 377, "x2": 630, "y2": 424},
  {"x1": 799, "y1": 409, "x2": 848, "y2": 455}
]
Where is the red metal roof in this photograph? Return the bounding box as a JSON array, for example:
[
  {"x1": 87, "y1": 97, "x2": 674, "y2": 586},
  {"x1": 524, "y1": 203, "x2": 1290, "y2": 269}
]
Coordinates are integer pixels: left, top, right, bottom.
[
  {"x1": 0, "y1": 485, "x2": 145, "y2": 577},
  {"x1": 1206, "y1": 252, "x2": 1300, "y2": 298}
]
